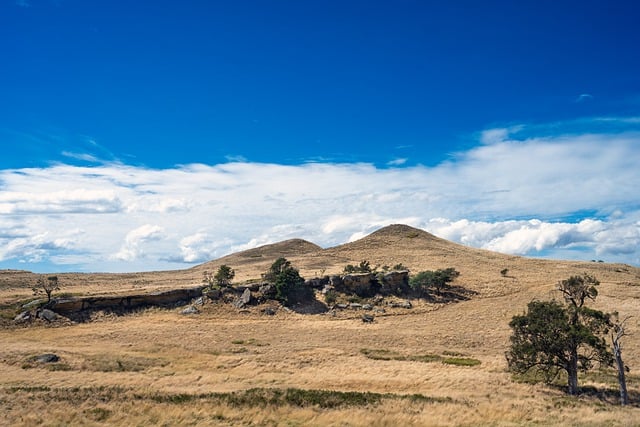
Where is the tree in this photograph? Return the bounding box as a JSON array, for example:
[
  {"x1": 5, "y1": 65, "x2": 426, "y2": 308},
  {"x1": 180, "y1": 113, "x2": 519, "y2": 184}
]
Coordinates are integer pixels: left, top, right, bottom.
[
  {"x1": 611, "y1": 314, "x2": 631, "y2": 405},
  {"x1": 409, "y1": 268, "x2": 460, "y2": 296},
  {"x1": 214, "y1": 265, "x2": 235, "y2": 287},
  {"x1": 264, "y1": 258, "x2": 310, "y2": 306},
  {"x1": 343, "y1": 260, "x2": 373, "y2": 274},
  {"x1": 32, "y1": 275, "x2": 60, "y2": 303},
  {"x1": 507, "y1": 274, "x2": 612, "y2": 395}
]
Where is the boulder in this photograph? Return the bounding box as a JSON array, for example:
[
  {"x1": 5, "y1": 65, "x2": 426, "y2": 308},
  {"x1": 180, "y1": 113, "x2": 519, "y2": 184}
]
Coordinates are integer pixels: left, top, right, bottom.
[
  {"x1": 22, "y1": 299, "x2": 44, "y2": 310},
  {"x1": 234, "y1": 288, "x2": 252, "y2": 308},
  {"x1": 305, "y1": 276, "x2": 330, "y2": 289},
  {"x1": 180, "y1": 306, "x2": 199, "y2": 315},
  {"x1": 390, "y1": 300, "x2": 412, "y2": 309},
  {"x1": 35, "y1": 353, "x2": 59, "y2": 363},
  {"x1": 262, "y1": 307, "x2": 277, "y2": 316},
  {"x1": 349, "y1": 303, "x2": 363, "y2": 310},
  {"x1": 362, "y1": 304, "x2": 373, "y2": 311},
  {"x1": 14, "y1": 311, "x2": 31, "y2": 324},
  {"x1": 38, "y1": 309, "x2": 58, "y2": 322},
  {"x1": 361, "y1": 314, "x2": 375, "y2": 323}
]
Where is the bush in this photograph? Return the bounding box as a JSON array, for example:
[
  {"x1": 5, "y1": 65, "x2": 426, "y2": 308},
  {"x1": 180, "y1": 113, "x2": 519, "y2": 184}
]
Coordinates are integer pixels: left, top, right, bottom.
[
  {"x1": 409, "y1": 268, "x2": 459, "y2": 296},
  {"x1": 324, "y1": 290, "x2": 338, "y2": 305},
  {"x1": 265, "y1": 258, "x2": 312, "y2": 306}
]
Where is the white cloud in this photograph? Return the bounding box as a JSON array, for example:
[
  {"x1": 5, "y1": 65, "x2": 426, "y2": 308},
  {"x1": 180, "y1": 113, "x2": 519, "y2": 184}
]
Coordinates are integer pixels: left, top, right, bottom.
[
  {"x1": 112, "y1": 225, "x2": 165, "y2": 262},
  {"x1": 0, "y1": 120, "x2": 639, "y2": 271},
  {"x1": 576, "y1": 93, "x2": 594, "y2": 103},
  {"x1": 387, "y1": 158, "x2": 408, "y2": 166}
]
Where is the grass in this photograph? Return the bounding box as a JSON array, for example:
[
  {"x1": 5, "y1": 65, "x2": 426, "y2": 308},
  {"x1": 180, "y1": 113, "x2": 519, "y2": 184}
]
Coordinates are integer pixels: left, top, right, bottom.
[
  {"x1": 8, "y1": 385, "x2": 449, "y2": 409},
  {"x1": 361, "y1": 348, "x2": 481, "y2": 366}
]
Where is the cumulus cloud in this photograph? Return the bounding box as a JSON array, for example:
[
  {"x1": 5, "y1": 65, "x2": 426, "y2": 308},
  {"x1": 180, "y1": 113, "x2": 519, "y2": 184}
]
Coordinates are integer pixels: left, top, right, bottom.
[
  {"x1": 112, "y1": 225, "x2": 165, "y2": 262},
  {"x1": 0, "y1": 119, "x2": 639, "y2": 271}
]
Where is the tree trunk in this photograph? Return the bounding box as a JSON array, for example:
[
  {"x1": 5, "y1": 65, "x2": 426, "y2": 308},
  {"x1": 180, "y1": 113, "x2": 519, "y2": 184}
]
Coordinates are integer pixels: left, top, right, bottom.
[
  {"x1": 568, "y1": 350, "x2": 580, "y2": 395},
  {"x1": 613, "y1": 341, "x2": 629, "y2": 405}
]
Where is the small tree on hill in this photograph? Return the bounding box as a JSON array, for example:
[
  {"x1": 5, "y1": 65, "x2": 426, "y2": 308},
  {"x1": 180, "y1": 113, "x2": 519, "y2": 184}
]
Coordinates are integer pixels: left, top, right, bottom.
[
  {"x1": 32, "y1": 275, "x2": 60, "y2": 303},
  {"x1": 213, "y1": 265, "x2": 235, "y2": 287},
  {"x1": 507, "y1": 274, "x2": 612, "y2": 395},
  {"x1": 264, "y1": 257, "x2": 311, "y2": 306}
]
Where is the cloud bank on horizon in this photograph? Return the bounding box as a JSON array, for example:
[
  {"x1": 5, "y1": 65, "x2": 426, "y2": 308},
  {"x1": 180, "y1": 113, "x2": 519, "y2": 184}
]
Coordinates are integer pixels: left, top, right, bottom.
[{"x1": 1, "y1": 118, "x2": 638, "y2": 272}]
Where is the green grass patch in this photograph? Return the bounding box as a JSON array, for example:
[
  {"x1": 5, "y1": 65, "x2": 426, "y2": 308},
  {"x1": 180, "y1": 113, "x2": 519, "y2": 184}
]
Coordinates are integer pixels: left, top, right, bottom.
[
  {"x1": 82, "y1": 354, "x2": 166, "y2": 372},
  {"x1": 7, "y1": 385, "x2": 454, "y2": 409},
  {"x1": 149, "y1": 387, "x2": 452, "y2": 408},
  {"x1": 231, "y1": 338, "x2": 268, "y2": 346},
  {"x1": 442, "y1": 357, "x2": 481, "y2": 367},
  {"x1": 361, "y1": 348, "x2": 480, "y2": 366}
]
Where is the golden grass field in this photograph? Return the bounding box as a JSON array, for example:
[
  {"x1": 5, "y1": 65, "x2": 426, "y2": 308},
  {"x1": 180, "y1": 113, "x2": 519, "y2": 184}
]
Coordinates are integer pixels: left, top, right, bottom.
[{"x1": 2, "y1": 224, "x2": 640, "y2": 426}]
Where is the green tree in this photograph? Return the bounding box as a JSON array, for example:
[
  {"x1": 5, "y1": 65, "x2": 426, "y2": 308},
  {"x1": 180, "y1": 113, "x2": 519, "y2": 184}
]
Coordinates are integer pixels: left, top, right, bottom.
[
  {"x1": 213, "y1": 265, "x2": 235, "y2": 287},
  {"x1": 265, "y1": 257, "x2": 310, "y2": 306},
  {"x1": 32, "y1": 275, "x2": 60, "y2": 303},
  {"x1": 507, "y1": 274, "x2": 612, "y2": 395},
  {"x1": 409, "y1": 268, "x2": 459, "y2": 295},
  {"x1": 343, "y1": 260, "x2": 373, "y2": 274}
]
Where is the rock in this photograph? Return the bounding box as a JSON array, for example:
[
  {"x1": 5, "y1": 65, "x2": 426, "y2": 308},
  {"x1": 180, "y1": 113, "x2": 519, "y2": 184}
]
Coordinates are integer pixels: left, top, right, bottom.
[
  {"x1": 259, "y1": 284, "x2": 276, "y2": 298},
  {"x1": 379, "y1": 270, "x2": 410, "y2": 295},
  {"x1": 234, "y1": 288, "x2": 252, "y2": 308},
  {"x1": 338, "y1": 273, "x2": 379, "y2": 297},
  {"x1": 262, "y1": 307, "x2": 277, "y2": 316},
  {"x1": 374, "y1": 307, "x2": 386, "y2": 313},
  {"x1": 180, "y1": 306, "x2": 199, "y2": 315},
  {"x1": 22, "y1": 299, "x2": 44, "y2": 310},
  {"x1": 335, "y1": 303, "x2": 348, "y2": 310},
  {"x1": 193, "y1": 297, "x2": 204, "y2": 306},
  {"x1": 204, "y1": 288, "x2": 222, "y2": 300},
  {"x1": 14, "y1": 311, "x2": 31, "y2": 323},
  {"x1": 349, "y1": 303, "x2": 363, "y2": 310},
  {"x1": 361, "y1": 314, "x2": 375, "y2": 323},
  {"x1": 35, "y1": 353, "x2": 59, "y2": 363},
  {"x1": 38, "y1": 309, "x2": 58, "y2": 322},
  {"x1": 240, "y1": 288, "x2": 252, "y2": 304},
  {"x1": 305, "y1": 276, "x2": 330, "y2": 289},
  {"x1": 362, "y1": 304, "x2": 373, "y2": 311},
  {"x1": 390, "y1": 300, "x2": 412, "y2": 309}
]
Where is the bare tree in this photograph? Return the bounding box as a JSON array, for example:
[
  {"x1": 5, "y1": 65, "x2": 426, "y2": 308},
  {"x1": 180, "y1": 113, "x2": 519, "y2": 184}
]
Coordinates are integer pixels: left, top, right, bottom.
[
  {"x1": 611, "y1": 314, "x2": 631, "y2": 405},
  {"x1": 32, "y1": 275, "x2": 60, "y2": 303}
]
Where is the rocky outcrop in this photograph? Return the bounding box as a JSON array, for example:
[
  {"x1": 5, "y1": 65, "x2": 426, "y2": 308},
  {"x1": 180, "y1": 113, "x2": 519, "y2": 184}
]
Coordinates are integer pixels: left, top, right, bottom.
[
  {"x1": 50, "y1": 285, "x2": 207, "y2": 317},
  {"x1": 335, "y1": 273, "x2": 379, "y2": 297},
  {"x1": 378, "y1": 270, "x2": 410, "y2": 295}
]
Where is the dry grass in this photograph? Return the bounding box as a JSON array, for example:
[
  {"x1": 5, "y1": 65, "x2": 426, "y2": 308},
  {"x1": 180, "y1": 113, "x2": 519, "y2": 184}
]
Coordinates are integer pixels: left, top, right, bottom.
[{"x1": 2, "y1": 224, "x2": 640, "y2": 425}]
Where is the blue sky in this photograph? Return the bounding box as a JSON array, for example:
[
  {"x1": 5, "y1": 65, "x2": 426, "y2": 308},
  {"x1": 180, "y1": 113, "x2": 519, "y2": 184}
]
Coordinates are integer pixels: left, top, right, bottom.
[{"x1": 1, "y1": 0, "x2": 639, "y2": 272}]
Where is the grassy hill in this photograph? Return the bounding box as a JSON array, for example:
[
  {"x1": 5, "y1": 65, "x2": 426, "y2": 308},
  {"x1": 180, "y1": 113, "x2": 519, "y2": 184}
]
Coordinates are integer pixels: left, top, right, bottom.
[{"x1": 1, "y1": 224, "x2": 640, "y2": 425}]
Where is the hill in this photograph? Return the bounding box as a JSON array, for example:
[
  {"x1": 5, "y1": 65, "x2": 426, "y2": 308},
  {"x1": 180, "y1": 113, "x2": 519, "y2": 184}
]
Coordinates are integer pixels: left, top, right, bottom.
[{"x1": 2, "y1": 224, "x2": 640, "y2": 425}]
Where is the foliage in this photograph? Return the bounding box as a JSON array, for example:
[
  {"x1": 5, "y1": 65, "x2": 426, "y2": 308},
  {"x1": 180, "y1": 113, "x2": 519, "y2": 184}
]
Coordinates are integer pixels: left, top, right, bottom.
[
  {"x1": 32, "y1": 275, "x2": 60, "y2": 303},
  {"x1": 214, "y1": 265, "x2": 235, "y2": 287},
  {"x1": 507, "y1": 274, "x2": 613, "y2": 395},
  {"x1": 324, "y1": 290, "x2": 338, "y2": 305},
  {"x1": 409, "y1": 268, "x2": 460, "y2": 295},
  {"x1": 265, "y1": 257, "x2": 310, "y2": 306},
  {"x1": 203, "y1": 265, "x2": 235, "y2": 288},
  {"x1": 344, "y1": 260, "x2": 373, "y2": 274}
]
